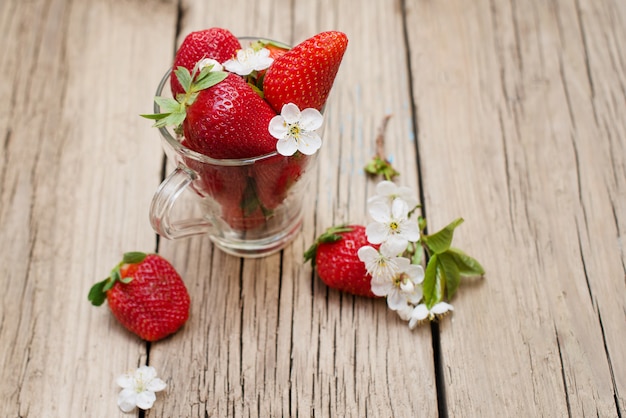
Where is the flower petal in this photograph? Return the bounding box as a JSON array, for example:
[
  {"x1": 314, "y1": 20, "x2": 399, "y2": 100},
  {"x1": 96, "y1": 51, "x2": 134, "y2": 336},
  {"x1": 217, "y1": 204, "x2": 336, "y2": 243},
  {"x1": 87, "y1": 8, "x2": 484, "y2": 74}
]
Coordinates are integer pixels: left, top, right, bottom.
[
  {"x1": 117, "y1": 388, "x2": 138, "y2": 413},
  {"x1": 380, "y1": 240, "x2": 407, "y2": 257},
  {"x1": 197, "y1": 58, "x2": 223, "y2": 72},
  {"x1": 116, "y1": 374, "x2": 134, "y2": 389},
  {"x1": 297, "y1": 131, "x2": 322, "y2": 155},
  {"x1": 357, "y1": 245, "x2": 378, "y2": 263},
  {"x1": 299, "y1": 108, "x2": 324, "y2": 131},
  {"x1": 386, "y1": 235, "x2": 409, "y2": 251},
  {"x1": 375, "y1": 180, "x2": 397, "y2": 197},
  {"x1": 401, "y1": 222, "x2": 421, "y2": 242},
  {"x1": 276, "y1": 137, "x2": 298, "y2": 156},
  {"x1": 391, "y1": 198, "x2": 409, "y2": 219},
  {"x1": 136, "y1": 390, "x2": 157, "y2": 410},
  {"x1": 368, "y1": 201, "x2": 391, "y2": 223},
  {"x1": 268, "y1": 116, "x2": 287, "y2": 139},
  {"x1": 406, "y1": 264, "x2": 425, "y2": 283},
  {"x1": 146, "y1": 377, "x2": 167, "y2": 392},
  {"x1": 411, "y1": 304, "x2": 429, "y2": 321},
  {"x1": 432, "y1": 302, "x2": 454, "y2": 315},
  {"x1": 387, "y1": 290, "x2": 408, "y2": 311},
  {"x1": 281, "y1": 103, "x2": 301, "y2": 124},
  {"x1": 365, "y1": 221, "x2": 388, "y2": 244},
  {"x1": 371, "y1": 280, "x2": 392, "y2": 297}
]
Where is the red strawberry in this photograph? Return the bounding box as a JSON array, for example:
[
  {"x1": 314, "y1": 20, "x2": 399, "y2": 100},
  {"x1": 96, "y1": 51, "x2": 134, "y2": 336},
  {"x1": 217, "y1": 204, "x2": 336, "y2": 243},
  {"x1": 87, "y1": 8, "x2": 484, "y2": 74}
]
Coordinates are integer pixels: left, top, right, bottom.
[
  {"x1": 171, "y1": 28, "x2": 241, "y2": 96},
  {"x1": 304, "y1": 225, "x2": 379, "y2": 297},
  {"x1": 88, "y1": 252, "x2": 190, "y2": 342},
  {"x1": 182, "y1": 151, "x2": 268, "y2": 231},
  {"x1": 252, "y1": 153, "x2": 312, "y2": 210},
  {"x1": 183, "y1": 73, "x2": 278, "y2": 159},
  {"x1": 263, "y1": 31, "x2": 348, "y2": 112}
]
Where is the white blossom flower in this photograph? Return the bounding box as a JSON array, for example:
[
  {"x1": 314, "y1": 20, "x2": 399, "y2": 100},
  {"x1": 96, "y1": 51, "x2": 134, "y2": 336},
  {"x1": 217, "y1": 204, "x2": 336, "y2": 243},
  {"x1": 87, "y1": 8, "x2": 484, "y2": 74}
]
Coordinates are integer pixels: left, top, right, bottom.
[
  {"x1": 368, "y1": 180, "x2": 419, "y2": 209},
  {"x1": 408, "y1": 302, "x2": 454, "y2": 329},
  {"x1": 223, "y1": 47, "x2": 273, "y2": 76},
  {"x1": 370, "y1": 257, "x2": 424, "y2": 310},
  {"x1": 357, "y1": 240, "x2": 406, "y2": 281},
  {"x1": 395, "y1": 302, "x2": 415, "y2": 321},
  {"x1": 116, "y1": 365, "x2": 167, "y2": 413},
  {"x1": 197, "y1": 58, "x2": 223, "y2": 72},
  {"x1": 366, "y1": 198, "x2": 420, "y2": 248},
  {"x1": 269, "y1": 103, "x2": 323, "y2": 156}
]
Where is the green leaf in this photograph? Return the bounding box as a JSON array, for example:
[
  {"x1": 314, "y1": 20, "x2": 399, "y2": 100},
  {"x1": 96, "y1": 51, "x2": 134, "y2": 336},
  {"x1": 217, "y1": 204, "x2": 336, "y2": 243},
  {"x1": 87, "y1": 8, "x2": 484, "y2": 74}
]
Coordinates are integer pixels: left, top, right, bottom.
[
  {"x1": 153, "y1": 110, "x2": 187, "y2": 128},
  {"x1": 154, "y1": 96, "x2": 182, "y2": 113},
  {"x1": 174, "y1": 66, "x2": 193, "y2": 93},
  {"x1": 423, "y1": 218, "x2": 464, "y2": 254},
  {"x1": 88, "y1": 278, "x2": 109, "y2": 306},
  {"x1": 447, "y1": 247, "x2": 485, "y2": 277},
  {"x1": 140, "y1": 112, "x2": 170, "y2": 120},
  {"x1": 303, "y1": 225, "x2": 353, "y2": 264},
  {"x1": 192, "y1": 70, "x2": 228, "y2": 92},
  {"x1": 103, "y1": 267, "x2": 120, "y2": 292},
  {"x1": 438, "y1": 252, "x2": 461, "y2": 299},
  {"x1": 123, "y1": 252, "x2": 147, "y2": 264},
  {"x1": 422, "y1": 254, "x2": 444, "y2": 308}
]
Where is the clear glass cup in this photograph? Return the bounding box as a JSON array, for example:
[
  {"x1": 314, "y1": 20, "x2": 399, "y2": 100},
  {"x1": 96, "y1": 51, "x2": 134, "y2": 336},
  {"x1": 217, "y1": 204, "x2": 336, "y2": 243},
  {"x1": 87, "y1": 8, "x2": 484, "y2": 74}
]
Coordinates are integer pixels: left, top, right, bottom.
[{"x1": 149, "y1": 65, "x2": 318, "y2": 258}]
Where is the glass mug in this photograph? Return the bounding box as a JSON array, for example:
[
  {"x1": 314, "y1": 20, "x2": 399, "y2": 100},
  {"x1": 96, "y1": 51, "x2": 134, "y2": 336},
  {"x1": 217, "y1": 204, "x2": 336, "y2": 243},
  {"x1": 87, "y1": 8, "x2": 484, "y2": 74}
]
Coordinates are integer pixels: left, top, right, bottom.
[{"x1": 149, "y1": 62, "x2": 319, "y2": 258}]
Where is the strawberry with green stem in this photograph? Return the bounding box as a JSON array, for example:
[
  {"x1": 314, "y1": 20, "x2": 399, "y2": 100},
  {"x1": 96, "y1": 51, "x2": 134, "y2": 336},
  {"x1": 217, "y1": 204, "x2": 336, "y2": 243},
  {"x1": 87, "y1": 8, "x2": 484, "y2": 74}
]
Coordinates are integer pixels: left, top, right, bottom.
[
  {"x1": 88, "y1": 252, "x2": 190, "y2": 342},
  {"x1": 305, "y1": 225, "x2": 379, "y2": 298},
  {"x1": 170, "y1": 28, "x2": 241, "y2": 97}
]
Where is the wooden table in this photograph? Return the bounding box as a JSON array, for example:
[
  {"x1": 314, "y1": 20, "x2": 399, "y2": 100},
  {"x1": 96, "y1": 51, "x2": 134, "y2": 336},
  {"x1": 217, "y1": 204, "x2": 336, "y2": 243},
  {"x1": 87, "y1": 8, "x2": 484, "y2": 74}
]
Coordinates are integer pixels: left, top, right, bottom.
[{"x1": 1, "y1": 0, "x2": 624, "y2": 416}]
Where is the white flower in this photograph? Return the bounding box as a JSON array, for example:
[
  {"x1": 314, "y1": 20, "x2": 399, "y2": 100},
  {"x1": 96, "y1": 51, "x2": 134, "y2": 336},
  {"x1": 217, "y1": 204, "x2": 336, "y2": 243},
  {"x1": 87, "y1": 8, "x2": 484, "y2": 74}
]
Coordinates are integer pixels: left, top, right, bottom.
[
  {"x1": 395, "y1": 302, "x2": 415, "y2": 321},
  {"x1": 116, "y1": 365, "x2": 167, "y2": 413},
  {"x1": 197, "y1": 58, "x2": 223, "y2": 72},
  {"x1": 269, "y1": 103, "x2": 323, "y2": 156},
  {"x1": 366, "y1": 198, "x2": 420, "y2": 248},
  {"x1": 371, "y1": 257, "x2": 424, "y2": 310},
  {"x1": 357, "y1": 240, "x2": 407, "y2": 281},
  {"x1": 223, "y1": 47, "x2": 273, "y2": 76},
  {"x1": 408, "y1": 302, "x2": 454, "y2": 329},
  {"x1": 368, "y1": 180, "x2": 419, "y2": 209}
]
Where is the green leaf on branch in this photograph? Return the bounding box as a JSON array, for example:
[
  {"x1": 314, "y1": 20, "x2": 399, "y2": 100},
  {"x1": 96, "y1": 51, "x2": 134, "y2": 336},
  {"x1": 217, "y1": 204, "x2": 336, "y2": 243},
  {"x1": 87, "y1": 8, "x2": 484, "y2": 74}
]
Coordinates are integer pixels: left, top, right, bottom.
[
  {"x1": 422, "y1": 218, "x2": 464, "y2": 254},
  {"x1": 438, "y1": 252, "x2": 461, "y2": 299},
  {"x1": 447, "y1": 247, "x2": 485, "y2": 277},
  {"x1": 422, "y1": 254, "x2": 445, "y2": 308}
]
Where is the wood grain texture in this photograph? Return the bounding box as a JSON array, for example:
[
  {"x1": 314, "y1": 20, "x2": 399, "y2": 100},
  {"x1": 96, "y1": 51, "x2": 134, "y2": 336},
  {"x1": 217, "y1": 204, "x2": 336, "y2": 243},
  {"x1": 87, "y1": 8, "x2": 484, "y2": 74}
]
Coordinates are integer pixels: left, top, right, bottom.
[
  {"x1": 0, "y1": 0, "x2": 177, "y2": 416},
  {"x1": 405, "y1": 0, "x2": 625, "y2": 416},
  {"x1": 149, "y1": 0, "x2": 436, "y2": 417},
  {"x1": 1, "y1": 0, "x2": 623, "y2": 416}
]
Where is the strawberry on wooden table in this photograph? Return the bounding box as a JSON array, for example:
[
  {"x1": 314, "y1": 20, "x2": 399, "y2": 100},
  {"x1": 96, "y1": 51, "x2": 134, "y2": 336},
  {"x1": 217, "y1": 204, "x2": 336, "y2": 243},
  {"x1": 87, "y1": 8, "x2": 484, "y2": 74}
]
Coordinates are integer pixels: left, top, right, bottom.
[
  {"x1": 263, "y1": 31, "x2": 348, "y2": 112},
  {"x1": 304, "y1": 225, "x2": 379, "y2": 298},
  {"x1": 88, "y1": 252, "x2": 190, "y2": 342}
]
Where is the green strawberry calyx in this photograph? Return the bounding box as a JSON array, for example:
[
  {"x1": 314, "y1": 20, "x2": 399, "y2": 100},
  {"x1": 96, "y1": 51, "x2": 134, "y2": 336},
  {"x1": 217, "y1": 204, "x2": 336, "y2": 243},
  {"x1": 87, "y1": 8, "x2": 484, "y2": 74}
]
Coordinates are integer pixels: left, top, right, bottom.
[
  {"x1": 303, "y1": 224, "x2": 353, "y2": 266},
  {"x1": 87, "y1": 252, "x2": 148, "y2": 306},
  {"x1": 141, "y1": 63, "x2": 228, "y2": 128}
]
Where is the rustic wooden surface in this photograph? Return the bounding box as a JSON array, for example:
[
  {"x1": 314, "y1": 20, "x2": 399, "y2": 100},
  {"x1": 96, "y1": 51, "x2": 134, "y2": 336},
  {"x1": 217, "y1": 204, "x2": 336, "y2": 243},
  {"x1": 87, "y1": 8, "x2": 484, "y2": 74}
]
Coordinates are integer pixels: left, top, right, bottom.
[{"x1": 0, "y1": 0, "x2": 624, "y2": 417}]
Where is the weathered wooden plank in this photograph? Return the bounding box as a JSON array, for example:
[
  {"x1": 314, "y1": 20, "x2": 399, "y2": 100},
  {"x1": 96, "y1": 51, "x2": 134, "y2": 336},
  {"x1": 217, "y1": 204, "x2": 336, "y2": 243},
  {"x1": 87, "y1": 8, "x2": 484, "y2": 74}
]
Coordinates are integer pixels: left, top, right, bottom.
[
  {"x1": 150, "y1": 0, "x2": 437, "y2": 416},
  {"x1": 405, "y1": 0, "x2": 625, "y2": 416},
  {"x1": 0, "y1": 0, "x2": 177, "y2": 416}
]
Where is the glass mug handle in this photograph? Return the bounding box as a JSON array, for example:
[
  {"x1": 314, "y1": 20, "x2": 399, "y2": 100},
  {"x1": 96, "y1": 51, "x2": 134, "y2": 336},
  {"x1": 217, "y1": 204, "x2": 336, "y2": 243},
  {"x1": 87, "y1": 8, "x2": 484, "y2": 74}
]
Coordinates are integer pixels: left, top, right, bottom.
[{"x1": 149, "y1": 165, "x2": 213, "y2": 239}]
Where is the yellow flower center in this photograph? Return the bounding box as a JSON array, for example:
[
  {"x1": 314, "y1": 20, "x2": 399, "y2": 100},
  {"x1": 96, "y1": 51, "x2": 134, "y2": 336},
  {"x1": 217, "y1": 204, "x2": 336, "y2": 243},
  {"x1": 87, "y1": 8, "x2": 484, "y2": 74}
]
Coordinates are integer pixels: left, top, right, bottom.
[
  {"x1": 288, "y1": 123, "x2": 301, "y2": 139},
  {"x1": 389, "y1": 221, "x2": 399, "y2": 231}
]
